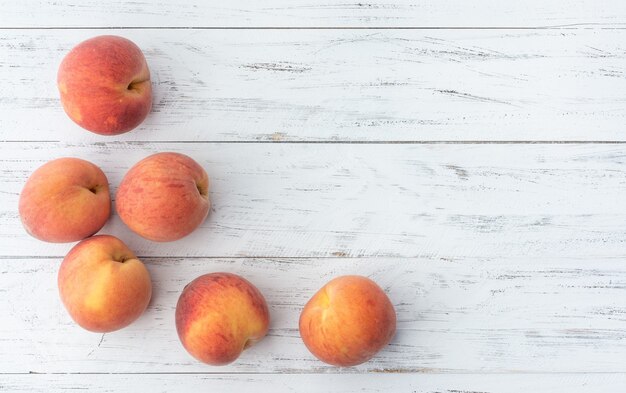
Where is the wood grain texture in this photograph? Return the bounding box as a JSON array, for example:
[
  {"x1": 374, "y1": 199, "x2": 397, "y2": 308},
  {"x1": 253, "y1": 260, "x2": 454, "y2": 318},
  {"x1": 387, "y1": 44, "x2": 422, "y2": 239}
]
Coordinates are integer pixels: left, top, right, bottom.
[
  {"x1": 2, "y1": 0, "x2": 625, "y2": 28},
  {"x1": 2, "y1": 373, "x2": 626, "y2": 392},
  {"x1": 2, "y1": 257, "x2": 626, "y2": 373},
  {"x1": 2, "y1": 29, "x2": 626, "y2": 142},
  {"x1": 3, "y1": 1, "x2": 626, "y2": 390},
  {"x1": 2, "y1": 142, "x2": 625, "y2": 259}
]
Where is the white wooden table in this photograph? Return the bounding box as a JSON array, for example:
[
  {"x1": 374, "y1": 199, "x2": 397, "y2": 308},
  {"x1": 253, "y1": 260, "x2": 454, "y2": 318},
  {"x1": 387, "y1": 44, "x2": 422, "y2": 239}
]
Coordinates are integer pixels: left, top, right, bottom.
[{"x1": 1, "y1": 1, "x2": 626, "y2": 392}]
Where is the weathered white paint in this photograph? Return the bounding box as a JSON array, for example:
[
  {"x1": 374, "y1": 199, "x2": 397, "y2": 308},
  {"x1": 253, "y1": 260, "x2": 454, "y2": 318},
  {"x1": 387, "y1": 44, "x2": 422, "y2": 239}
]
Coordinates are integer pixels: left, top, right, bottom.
[
  {"x1": 2, "y1": 30, "x2": 626, "y2": 142},
  {"x1": 2, "y1": 257, "x2": 626, "y2": 373},
  {"x1": 2, "y1": 373, "x2": 626, "y2": 392},
  {"x1": 3, "y1": 1, "x2": 626, "y2": 390},
  {"x1": 1, "y1": 143, "x2": 625, "y2": 259},
  {"x1": 1, "y1": 0, "x2": 625, "y2": 28}
]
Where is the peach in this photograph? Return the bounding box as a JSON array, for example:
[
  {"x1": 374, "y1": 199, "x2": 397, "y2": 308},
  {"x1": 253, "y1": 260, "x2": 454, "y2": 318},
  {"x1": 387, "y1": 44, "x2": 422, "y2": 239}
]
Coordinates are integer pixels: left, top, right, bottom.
[
  {"x1": 58, "y1": 35, "x2": 152, "y2": 135},
  {"x1": 18, "y1": 157, "x2": 111, "y2": 243},
  {"x1": 116, "y1": 152, "x2": 210, "y2": 242},
  {"x1": 299, "y1": 275, "x2": 396, "y2": 366},
  {"x1": 175, "y1": 273, "x2": 270, "y2": 365},
  {"x1": 58, "y1": 235, "x2": 152, "y2": 332}
]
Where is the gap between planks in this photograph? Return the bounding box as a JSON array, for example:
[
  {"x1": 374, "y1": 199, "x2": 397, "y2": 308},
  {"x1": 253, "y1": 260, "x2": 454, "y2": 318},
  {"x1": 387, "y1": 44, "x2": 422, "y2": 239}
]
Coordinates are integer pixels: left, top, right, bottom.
[
  {"x1": 1, "y1": 25, "x2": 626, "y2": 30},
  {"x1": 2, "y1": 371, "x2": 626, "y2": 375},
  {"x1": 3, "y1": 141, "x2": 626, "y2": 144}
]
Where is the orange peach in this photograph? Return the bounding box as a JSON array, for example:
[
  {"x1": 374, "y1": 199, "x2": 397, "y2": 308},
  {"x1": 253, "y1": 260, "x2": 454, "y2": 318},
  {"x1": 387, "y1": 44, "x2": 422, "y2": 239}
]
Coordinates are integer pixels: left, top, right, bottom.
[
  {"x1": 299, "y1": 275, "x2": 396, "y2": 366},
  {"x1": 58, "y1": 235, "x2": 152, "y2": 332},
  {"x1": 116, "y1": 152, "x2": 210, "y2": 242},
  {"x1": 18, "y1": 157, "x2": 111, "y2": 243},
  {"x1": 58, "y1": 35, "x2": 152, "y2": 135},
  {"x1": 175, "y1": 273, "x2": 270, "y2": 365}
]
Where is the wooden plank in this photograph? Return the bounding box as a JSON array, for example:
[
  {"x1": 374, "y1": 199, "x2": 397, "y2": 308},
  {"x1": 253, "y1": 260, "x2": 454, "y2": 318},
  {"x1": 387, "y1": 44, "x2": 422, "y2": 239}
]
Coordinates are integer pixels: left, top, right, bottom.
[
  {"x1": 2, "y1": 29, "x2": 626, "y2": 142},
  {"x1": 2, "y1": 373, "x2": 626, "y2": 392},
  {"x1": 1, "y1": 142, "x2": 626, "y2": 259},
  {"x1": 1, "y1": 257, "x2": 625, "y2": 373},
  {"x1": 2, "y1": 0, "x2": 625, "y2": 28}
]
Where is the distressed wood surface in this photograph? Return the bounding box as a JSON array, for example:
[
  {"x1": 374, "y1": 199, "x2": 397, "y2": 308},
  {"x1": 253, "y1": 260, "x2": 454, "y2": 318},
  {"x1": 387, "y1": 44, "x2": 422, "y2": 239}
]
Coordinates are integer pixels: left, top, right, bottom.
[
  {"x1": 3, "y1": 1, "x2": 626, "y2": 391},
  {"x1": 2, "y1": 257, "x2": 626, "y2": 373},
  {"x1": 2, "y1": 374, "x2": 626, "y2": 393},
  {"x1": 2, "y1": 0, "x2": 625, "y2": 28},
  {"x1": 1, "y1": 143, "x2": 625, "y2": 258},
  {"x1": 2, "y1": 29, "x2": 626, "y2": 142}
]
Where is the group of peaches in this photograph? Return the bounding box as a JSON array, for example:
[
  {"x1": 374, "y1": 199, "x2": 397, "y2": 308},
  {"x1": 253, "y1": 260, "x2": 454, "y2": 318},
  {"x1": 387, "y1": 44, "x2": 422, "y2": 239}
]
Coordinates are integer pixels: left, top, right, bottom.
[{"x1": 18, "y1": 36, "x2": 396, "y2": 367}]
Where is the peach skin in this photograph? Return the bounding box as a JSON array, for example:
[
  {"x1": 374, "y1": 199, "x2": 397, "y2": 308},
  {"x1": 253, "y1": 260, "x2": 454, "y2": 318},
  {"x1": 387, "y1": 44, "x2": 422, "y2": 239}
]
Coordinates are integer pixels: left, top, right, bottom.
[
  {"x1": 299, "y1": 275, "x2": 396, "y2": 366},
  {"x1": 58, "y1": 235, "x2": 152, "y2": 333},
  {"x1": 18, "y1": 157, "x2": 111, "y2": 243},
  {"x1": 116, "y1": 152, "x2": 210, "y2": 242},
  {"x1": 175, "y1": 273, "x2": 270, "y2": 365},
  {"x1": 58, "y1": 35, "x2": 152, "y2": 135}
]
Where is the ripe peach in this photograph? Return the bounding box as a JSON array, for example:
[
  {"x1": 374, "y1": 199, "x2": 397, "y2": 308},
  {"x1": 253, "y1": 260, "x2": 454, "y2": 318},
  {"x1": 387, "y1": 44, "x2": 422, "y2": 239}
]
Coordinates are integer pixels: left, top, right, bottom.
[
  {"x1": 18, "y1": 157, "x2": 110, "y2": 243},
  {"x1": 299, "y1": 275, "x2": 396, "y2": 366},
  {"x1": 58, "y1": 235, "x2": 152, "y2": 332},
  {"x1": 116, "y1": 152, "x2": 210, "y2": 242},
  {"x1": 175, "y1": 273, "x2": 270, "y2": 365},
  {"x1": 58, "y1": 35, "x2": 152, "y2": 135}
]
